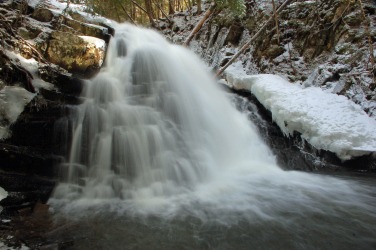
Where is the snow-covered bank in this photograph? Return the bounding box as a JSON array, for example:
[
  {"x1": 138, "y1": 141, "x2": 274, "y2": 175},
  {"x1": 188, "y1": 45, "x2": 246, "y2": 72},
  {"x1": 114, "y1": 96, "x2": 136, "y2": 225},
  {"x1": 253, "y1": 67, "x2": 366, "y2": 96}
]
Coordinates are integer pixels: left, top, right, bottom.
[
  {"x1": 225, "y1": 65, "x2": 376, "y2": 161},
  {"x1": 0, "y1": 186, "x2": 7, "y2": 201}
]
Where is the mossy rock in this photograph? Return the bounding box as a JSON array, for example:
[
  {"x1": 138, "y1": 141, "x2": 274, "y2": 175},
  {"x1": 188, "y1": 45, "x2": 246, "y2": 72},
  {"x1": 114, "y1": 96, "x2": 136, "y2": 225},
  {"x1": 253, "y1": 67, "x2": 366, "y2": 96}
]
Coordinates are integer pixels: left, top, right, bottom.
[
  {"x1": 17, "y1": 27, "x2": 33, "y2": 40},
  {"x1": 32, "y1": 8, "x2": 54, "y2": 22},
  {"x1": 68, "y1": 10, "x2": 88, "y2": 23},
  {"x1": 57, "y1": 15, "x2": 110, "y2": 42},
  {"x1": 45, "y1": 31, "x2": 105, "y2": 75},
  {"x1": 263, "y1": 45, "x2": 285, "y2": 59}
]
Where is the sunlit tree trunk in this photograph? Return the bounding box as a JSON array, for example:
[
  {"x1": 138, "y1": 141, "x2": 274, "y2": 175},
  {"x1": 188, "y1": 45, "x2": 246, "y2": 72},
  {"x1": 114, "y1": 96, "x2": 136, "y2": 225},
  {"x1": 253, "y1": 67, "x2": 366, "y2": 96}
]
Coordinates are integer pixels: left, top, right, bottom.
[{"x1": 168, "y1": 0, "x2": 174, "y2": 14}]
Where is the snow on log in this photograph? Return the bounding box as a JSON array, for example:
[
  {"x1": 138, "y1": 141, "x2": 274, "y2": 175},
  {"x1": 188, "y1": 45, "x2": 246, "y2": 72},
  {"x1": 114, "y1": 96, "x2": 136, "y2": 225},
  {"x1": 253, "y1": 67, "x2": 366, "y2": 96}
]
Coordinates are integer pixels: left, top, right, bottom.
[{"x1": 225, "y1": 65, "x2": 376, "y2": 160}]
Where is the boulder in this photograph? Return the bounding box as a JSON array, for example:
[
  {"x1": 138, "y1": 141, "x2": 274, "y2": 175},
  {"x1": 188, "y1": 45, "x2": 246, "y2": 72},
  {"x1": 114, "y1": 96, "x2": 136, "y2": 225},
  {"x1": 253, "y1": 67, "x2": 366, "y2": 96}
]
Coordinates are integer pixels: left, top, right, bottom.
[
  {"x1": 45, "y1": 31, "x2": 106, "y2": 76},
  {"x1": 263, "y1": 45, "x2": 285, "y2": 59},
  {"x1": 32, "y1": 8, "x2": 54, "y2": 22},
  {"x1": 57, "y1": 15, "x2": 112, "y2": 43}
]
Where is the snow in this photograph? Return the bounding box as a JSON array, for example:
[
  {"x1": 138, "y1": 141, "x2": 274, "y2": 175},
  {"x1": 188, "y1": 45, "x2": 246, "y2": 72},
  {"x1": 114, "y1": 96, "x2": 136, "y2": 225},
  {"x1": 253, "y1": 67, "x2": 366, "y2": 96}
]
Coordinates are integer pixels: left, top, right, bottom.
[
  {"x1": 0, "y1": 186, "x2": 6, "y2": 202},
  {"x1": 0, "y1": 86, "x2": 36, "y2": 139},
  {"x1": 4, "y1": 50, "x2": 55, "y2": 91},
  {"x1": 225, "y1": 63, "x2": 376, "y2": 160},
  {"x1": 0, "y1": 242, "x2": 30, "y2": 250},
  {"x1": 80, "y1": 35, "x2": 106, "y2": 50},
  {"x1": 0, "y1": 186, "x2": 7, "y2": 214},
  {"x1": 28, "y1": 0, "x2": 115, "y2": 27}
]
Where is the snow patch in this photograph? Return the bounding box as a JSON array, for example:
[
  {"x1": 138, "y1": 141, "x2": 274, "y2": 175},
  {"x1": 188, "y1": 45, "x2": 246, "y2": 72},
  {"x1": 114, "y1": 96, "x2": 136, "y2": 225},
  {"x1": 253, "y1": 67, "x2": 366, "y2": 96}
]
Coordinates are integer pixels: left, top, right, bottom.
[
  {"x1": 0, "y1": 186, "x2": 7, "y2": 202},
  {"x1": 225, "y1": 65, "x2": 376, "y2": 160},
  {"x1": 0, "y1": 87, "x2": 36, "y2": 139},
  {"x1": 5, "y1": 50, "x2": 55, "y2": 91},
  {"x1": 0, "y1": 242, "x2": 30, "y2": 250},
  {"x1": 80, "y1": 35, "x2": 106, "y2": 51},
  {"x1": 5, "y1": 51, "x2": 39, "y2": 77},
  {"x1": 0, "y1": 186, "x2": 7, "y2": 214}
]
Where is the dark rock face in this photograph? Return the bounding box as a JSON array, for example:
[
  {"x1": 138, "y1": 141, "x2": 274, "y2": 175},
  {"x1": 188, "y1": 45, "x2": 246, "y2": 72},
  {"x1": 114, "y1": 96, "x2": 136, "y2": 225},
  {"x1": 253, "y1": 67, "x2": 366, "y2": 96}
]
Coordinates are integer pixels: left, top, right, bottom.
[
  {"x1": 0, "y1": 0, "x2": 112, "y2": 215},
  {"x1": 231, "y1": 88, "x2": 376, "y2": 173}
]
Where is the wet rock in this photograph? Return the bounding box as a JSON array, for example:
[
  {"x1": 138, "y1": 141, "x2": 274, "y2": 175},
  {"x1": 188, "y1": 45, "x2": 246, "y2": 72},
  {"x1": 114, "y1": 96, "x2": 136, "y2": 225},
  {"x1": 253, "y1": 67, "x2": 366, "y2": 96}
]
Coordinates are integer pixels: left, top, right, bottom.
[
  {"x1": 38, "y1": 64, "x2": 84, "y2": 95},
  {"x1": 224, "y1": 24, "x2": 243, "y2": 46}
]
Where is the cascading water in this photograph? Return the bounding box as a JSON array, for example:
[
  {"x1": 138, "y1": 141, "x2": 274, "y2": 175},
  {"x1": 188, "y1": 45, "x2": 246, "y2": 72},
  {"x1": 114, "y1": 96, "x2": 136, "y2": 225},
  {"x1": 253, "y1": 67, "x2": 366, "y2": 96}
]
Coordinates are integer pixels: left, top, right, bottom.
[
  {"x1": 53, "y1": 23, "x2": 276, "y2": 201},
  {"x1": 50, "y1": 23, "x2": 376, "y2": 249}
]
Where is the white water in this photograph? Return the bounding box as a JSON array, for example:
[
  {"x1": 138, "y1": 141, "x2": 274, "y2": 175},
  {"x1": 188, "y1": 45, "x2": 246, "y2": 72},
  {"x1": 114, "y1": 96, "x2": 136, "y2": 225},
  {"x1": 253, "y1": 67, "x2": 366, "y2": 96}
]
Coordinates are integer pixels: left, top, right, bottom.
[
  {"x1": 53, "y1": 23, "x2": 277, "y2": 203},
  {"x1": 51, "y1": 25, "x2": 376, "y2": 247}
]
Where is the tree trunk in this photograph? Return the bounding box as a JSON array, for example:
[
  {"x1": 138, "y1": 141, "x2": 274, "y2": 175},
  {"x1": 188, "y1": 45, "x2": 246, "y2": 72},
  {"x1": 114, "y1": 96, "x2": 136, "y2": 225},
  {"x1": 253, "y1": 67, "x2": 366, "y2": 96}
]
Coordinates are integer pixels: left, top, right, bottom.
[
  {"x1": 196, "y1": 0, "x2": 202, "y2": 14},
  {"x1": 358, "y1": 0, "x2": 375, "y2": 71},
  {"x1": 216, "y1": 0, "x2": 294, "y2": 76},
  {"x1": 144, "y1": 0, "x2": 156, "y2": 27},
  {"x1": 183, "y1": 2, "x2": 216, "y2": 46},
  {"x1": 152, "y1": 0, "x2": 171, "y2": 22},
  {"x1": 168, "y1": 0, "x2": 174, "y2": 14}
]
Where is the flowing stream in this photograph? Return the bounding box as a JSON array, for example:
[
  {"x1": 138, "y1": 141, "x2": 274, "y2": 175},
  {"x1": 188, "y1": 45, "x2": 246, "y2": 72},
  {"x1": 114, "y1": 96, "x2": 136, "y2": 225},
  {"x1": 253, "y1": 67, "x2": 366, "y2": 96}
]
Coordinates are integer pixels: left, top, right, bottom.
[{"x1": 49, "y1": 23, "x2": 376, "y2": 249}]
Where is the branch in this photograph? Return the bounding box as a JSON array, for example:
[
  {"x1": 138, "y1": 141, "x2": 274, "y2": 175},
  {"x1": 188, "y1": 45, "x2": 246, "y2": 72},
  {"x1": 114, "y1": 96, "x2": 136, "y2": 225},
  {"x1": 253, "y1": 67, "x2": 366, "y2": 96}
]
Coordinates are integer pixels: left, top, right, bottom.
[
  {"x1": 183, "y1": 2, "x2": 216, "y2": 46},
  {"x1": 216, "y1": 0, "x2": 294, "y2": 76},
  {"x1": 272, "y1": 0, "x2": 280, "y2": 44},
  {"x1": 117, "y1": 0, "x2": 137, "y2": 25},
  {"x1": 131, "y1": 0, "x2": 149, "y2": 15}
]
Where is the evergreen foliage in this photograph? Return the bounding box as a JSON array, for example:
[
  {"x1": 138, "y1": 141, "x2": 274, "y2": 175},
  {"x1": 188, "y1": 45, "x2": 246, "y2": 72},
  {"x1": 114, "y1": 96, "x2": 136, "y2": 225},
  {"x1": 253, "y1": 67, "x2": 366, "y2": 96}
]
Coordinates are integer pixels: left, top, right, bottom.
[{"x1": 215, "y1": 0, "x2": 246, "y2": 17}]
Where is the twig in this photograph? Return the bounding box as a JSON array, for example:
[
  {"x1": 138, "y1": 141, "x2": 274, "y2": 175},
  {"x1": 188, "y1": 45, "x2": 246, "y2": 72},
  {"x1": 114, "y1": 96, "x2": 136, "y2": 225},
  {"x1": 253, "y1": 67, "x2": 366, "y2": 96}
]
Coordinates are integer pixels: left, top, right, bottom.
[
  {"x1": 272, "y1": 0, "x2": 280, "y2": 44},
  {"x1": 183, "y1": 1, "x2": 216, "y2": 46},
  {"x1": 116, "y1": 0, "x2": 137, "y2": 25},
  {"x1": 151, "y1": 0, "x2": 171, "y2": 22}
]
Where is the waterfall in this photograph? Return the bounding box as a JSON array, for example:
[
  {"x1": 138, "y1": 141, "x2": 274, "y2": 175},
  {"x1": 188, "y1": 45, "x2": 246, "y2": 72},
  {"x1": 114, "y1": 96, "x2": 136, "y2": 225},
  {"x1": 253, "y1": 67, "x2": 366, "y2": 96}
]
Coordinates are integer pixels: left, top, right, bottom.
[
  {"x1": 51, "y1": 24, "x2": 375, "y2": 234},
  {"x1": 48, "y1": 24, "x2": 376, "y2": 249},
  {"x1": 53, "y1": 23, "x2": 276, "y2": 202}
]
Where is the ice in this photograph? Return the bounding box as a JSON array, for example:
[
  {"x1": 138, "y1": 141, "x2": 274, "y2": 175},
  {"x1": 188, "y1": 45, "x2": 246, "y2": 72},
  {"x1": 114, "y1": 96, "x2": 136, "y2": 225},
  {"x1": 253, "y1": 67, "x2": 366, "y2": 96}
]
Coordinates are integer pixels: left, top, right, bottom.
[
  {"x1": 0, "y1": 186, "x2": 7, "y2": 202},
  {"x1": 225, "y1": 65, "x2": 376, "y2": 160},
  {"x1": 0, "y1": 86, "x2": 36, "y2": 139},
  {"x1": 0, "y1": 186, "x2": 7, "y2": 213}
]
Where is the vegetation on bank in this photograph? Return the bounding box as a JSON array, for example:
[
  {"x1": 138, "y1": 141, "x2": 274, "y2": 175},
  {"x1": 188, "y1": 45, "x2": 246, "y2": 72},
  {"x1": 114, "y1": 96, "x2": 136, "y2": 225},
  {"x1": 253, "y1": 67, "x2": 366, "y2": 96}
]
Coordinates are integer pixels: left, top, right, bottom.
[{"x1": 66, "y1": 0, "x2": 245, "y2": 25}]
